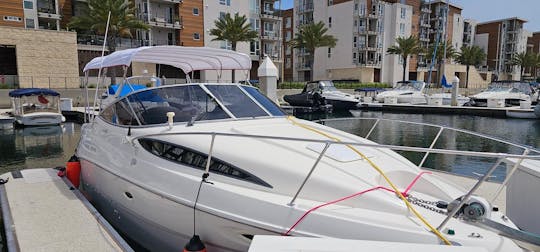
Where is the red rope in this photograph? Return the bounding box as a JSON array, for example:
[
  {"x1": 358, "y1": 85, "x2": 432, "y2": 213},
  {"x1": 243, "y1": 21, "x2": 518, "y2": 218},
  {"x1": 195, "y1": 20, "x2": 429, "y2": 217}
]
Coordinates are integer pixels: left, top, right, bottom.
[
  {"x1": 283, "y1": 171, "x2": 432, "y2": 236},
  {"x1": 402, "y1": 171, "x2": 432, "y2": 196}
]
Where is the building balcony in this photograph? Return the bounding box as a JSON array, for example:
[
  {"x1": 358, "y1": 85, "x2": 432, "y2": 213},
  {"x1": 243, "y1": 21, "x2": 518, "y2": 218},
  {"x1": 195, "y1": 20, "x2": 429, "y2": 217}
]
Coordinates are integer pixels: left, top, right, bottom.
[
  {"x1": 355, "y1": 28, "x2": 378, "y2": 35},
  {"x1": 296, "y1": 19, "x2": 314, "y2": 27},
  {"x1": 357, "y1": 45, "x2": 381, "y2": 52},
  {"x1": 298, "y1": 3, "x2": 314, "y2": 13},
  {"x1": 37, "y1": 8, "x2": 61, "y2": 20},
  {"x1": 261, "y1": 32, "x2": 281, "y2": 41},
  {"x1": 353, "y1": 60, "x2": 380, "y2": 67},
  {"x1": 296, "y1": 63, "x2": 312, "y2": 71},
  {"x1": 419, "y1": 37, "x2": 430, "y2": 42},
  {"x1": 140, "y1": 15, "x2": 182, "y2": 29},
  {"x1": 421, "y1": 7, "x2": 432, "y2": 13},
  {"x1": 77, "y1": 35, "x2": 152, "y2": 51},
  {"x1": 420, "y1": 22, "x2": 430, "y2": 28},
  {"x1": 260, "y1": 13, "x2": 281, "y2": 21}
]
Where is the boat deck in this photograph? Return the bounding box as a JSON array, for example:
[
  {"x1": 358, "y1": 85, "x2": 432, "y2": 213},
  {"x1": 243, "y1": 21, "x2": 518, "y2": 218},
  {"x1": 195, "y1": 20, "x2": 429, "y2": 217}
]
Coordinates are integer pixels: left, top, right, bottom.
[{"x1": 0, "y1": 168, "x2": 132, "y2": 251}]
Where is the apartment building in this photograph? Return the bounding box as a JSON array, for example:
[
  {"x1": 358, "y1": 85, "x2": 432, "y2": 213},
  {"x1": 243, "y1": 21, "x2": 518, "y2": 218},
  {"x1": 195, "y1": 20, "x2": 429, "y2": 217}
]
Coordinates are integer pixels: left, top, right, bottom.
[
  {"x1": 475, "y1": 17, "x2": 531, "y2": 80},
  {"x1": 0, "y1": 0, "x2": 79, "y2": 88},
  {"x1": 248, "y1": 0, "x2": 283, "y2": 80},
  {"x1": 282, "y1": 8, "x2": 294, "y2": 81},
  {"x1": 463, "y1": 19, "x2": 477, "y2": 48}
]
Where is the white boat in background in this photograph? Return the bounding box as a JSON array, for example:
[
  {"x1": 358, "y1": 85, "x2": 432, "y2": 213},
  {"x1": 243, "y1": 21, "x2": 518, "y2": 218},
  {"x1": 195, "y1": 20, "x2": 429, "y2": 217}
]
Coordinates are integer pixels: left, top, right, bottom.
[
  {"x1": 9, "y1": 88, "x2": 65, "y2": 126},
  {"x1": 469, "y1": 81, "x2": 538, "y2": 107},
  {"x1": 284, "y1": 80, "x2": 360, "y2": 110},
  {"x1": 76, "y1": 46, "x2": 540, "y2": 252},
  {"x1": 375, "y1": 81, "x2": 427, "y2": 104},
  {"x1": 428, "y1": 93, "x2": 471, "y2": 106}
]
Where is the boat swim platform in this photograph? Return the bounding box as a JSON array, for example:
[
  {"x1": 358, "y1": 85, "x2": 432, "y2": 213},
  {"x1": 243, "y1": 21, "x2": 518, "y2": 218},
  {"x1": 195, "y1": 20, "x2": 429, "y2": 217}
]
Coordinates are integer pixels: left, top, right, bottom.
[
  {"x1": 0, "y1": 168, "x2": 132, "y2": 252},
  {"x1": 354, "y1": 103, "x2": 535, "y2": 118},
  {"x1": 248, "y1": 235, "x2": 488, "y2": 252}
]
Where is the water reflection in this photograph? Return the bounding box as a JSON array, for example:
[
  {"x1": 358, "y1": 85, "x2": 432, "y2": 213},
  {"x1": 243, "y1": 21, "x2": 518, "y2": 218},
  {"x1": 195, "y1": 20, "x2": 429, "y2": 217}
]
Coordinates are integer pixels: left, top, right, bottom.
[
  {"x1": 0, "y1": 123, "x2": 81, "y2": 173},
  {"x1": 317, "y1": 111, "x2": 539, "y2": 182}
]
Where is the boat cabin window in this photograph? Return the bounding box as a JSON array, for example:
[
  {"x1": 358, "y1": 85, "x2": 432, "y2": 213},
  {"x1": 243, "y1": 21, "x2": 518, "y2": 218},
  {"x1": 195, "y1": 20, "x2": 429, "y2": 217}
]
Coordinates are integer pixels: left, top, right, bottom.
[
  {"x1": 319, "y1": 81, "x2": 338, "y2": 91},
  {"x1": 206, "y1": 85, "x2": 269, "y2": 118},
  {"x1": 139, "y1": 139, "x2": 272, "y2": 188},
  {"x1": 102, "y1": 85, "x2": 231, "y2": 125},
  {"x1": 240, "y1": 86, "x2": 285, "y2": 116}
]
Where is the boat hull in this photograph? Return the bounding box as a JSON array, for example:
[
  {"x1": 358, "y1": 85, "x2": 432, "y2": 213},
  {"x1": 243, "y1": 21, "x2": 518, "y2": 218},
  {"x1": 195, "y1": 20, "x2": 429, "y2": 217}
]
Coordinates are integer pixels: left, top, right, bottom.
[{"x1": 14, "y1": 112, "x2": 65, "y2": 126}]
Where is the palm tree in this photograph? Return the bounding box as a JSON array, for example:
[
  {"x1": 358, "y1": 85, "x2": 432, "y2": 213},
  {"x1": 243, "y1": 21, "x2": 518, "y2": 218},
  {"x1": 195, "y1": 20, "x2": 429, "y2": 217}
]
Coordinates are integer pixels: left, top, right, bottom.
[
  {"x1": 455, "y1": 45, "x2": 486, "y2": 88},
  {"x1": 386, "y1": 36, "x2": 421, "y2": 82},
  {"x1": 427, "y1": 41, "x2": 458, "y2": 85},
  {"x1": 510, "y1": 52, "x2": 537, "y2": 81},
  {"x1": 68, "y1": 0, "x2": 149, "y2": 84},
  {"x1": 209, "y1": 13, "x2": 258, "y2": 82},
  {"x1": 290, "y1": 21, "x2": 337, "y2": 81}
]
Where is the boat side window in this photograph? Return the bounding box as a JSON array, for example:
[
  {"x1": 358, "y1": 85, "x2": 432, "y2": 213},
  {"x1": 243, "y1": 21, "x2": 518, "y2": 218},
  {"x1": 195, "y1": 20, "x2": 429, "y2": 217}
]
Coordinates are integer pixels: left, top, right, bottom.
[
  {"x1": 206, "y1": 85, "x2": 269, "y2": 118},
  {"x1": 240, "y1": 86, "x2": 285, "y2": 116},
  {"x1": 139, "y1": 139, "x2": 272, "y2": 188},
  {"x1": 100, "y1": 105, "x2": 115, "y2": 123},
  {"x1": 115, "y1": 98, "x2": 141, "y2": 125}
]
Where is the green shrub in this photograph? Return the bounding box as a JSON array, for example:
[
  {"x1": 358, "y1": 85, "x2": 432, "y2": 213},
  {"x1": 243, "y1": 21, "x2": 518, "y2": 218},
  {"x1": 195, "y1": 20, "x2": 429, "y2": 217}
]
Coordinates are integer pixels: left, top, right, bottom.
[
  {"x1": 278, "y1": 82, "x2": 391, "y2": 89},
  {"x1": 0, "y1": 84, "x2": 11, "y2": 89}
]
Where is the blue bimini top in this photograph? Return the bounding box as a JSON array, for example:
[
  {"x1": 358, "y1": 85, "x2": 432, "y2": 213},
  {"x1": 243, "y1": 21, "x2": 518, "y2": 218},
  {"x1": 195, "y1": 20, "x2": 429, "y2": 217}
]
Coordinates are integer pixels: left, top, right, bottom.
[{"x1": 8, "y1": 88, "x2": 60, "y2": 97}]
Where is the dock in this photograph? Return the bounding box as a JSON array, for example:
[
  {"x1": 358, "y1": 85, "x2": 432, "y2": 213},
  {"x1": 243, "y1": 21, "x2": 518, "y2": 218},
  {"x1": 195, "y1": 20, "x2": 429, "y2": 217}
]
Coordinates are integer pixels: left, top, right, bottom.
[
  {"x1": 354, "y1": 103, "x2": 538, "y2": 118},
  {"x1": 0, "y1": 168, "x2": 132, "y2": 251}
]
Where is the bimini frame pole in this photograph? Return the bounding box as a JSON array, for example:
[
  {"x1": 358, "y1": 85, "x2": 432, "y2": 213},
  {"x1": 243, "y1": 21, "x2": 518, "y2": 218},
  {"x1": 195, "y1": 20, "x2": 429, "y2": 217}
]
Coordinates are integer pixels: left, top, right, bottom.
[
  {"x1": 83, "y1": 71, "x2": 89, "y2": 123},
  {"x1": 92, "y1": 11, "x2": 111, "y2": 122}
]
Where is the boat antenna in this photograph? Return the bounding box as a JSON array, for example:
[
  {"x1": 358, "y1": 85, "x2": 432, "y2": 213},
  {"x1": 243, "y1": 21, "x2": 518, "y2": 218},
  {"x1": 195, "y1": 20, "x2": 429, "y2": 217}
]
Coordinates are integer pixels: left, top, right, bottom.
[{"x1": 92, "y1": 11, "x2": 111, "y2": 122}]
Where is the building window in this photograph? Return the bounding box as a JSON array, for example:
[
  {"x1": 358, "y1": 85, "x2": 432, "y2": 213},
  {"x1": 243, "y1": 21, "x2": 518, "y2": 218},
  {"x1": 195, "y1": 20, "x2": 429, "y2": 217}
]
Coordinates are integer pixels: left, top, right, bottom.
[
  {"x1": 250, "y1": 41, "x2": 260, "y2": 55},
  {"x1": 399, "y1": 23, "x2": 405, "y2": 35},
  {"x1": 353, "y1": 36, "x2": 357, "y2": 47},
  {"x1": 286, "y1": 45, "x2": 291, "y2": 55},
  {"x1": 221, "y1": 40, "x2": 232, "y2": 50},
  {"x1": 328, "y1": 0, "x2": 333, "y2": 6},
  {"x1": 328, "y1": 17, "x2": 332, "y2": 28},
  {"x1": 24, "y1": 0, "x2": 33, "y2": 9},
  {"x1": 219, "y1": 11, "x2": 226, "y2": 20},
  {"x1": 193, "y1": 8, "x2": 199, "y2": 16},
  {"x1": 25, "y1": 18, "x2": 35, "y2": 28},
  {"x1": 401, "y1": 7, "x2": 406, "y2": 19},
  {"x1": 328, "y1": 48, "x2": 332, "y2": 58},
  {"x1": 285, "y1": 31, "x2": 291, "y2": 41},
  {"x1": 193, "y1": 33, "x2": 200, "y2": 40},
  {"x1": 250, "y1": 18, "x2": 260, "y2": 31},
  {"x1": 285, "y1": 58, "x2": 291, "y2": 68},
  {"x1": 139, "y1": 139, "x2": 272, "y2": 188},
  {"x1": 285, "y1": 17, "x2": 291, "y2": 28},
  {"x1": 219, "y1": 0, "x2": 231, "y2": 6}
]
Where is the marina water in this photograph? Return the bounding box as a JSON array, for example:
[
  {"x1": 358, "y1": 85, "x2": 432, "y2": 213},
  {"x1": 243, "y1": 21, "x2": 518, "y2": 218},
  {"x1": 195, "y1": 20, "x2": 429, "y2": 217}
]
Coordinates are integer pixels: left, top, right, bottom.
[{"x1": 0, "y1": 113, "x2": 538, "y2": 182}]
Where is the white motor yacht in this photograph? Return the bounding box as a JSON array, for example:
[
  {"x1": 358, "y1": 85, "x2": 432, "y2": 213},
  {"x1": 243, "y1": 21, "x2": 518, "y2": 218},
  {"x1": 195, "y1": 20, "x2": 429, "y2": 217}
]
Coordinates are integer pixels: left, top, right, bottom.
[
  {"x1": 9, "y1": 88, "x2": 65, "y2": 126},
  {"x1": 375, "y1": 81, "x2": 427, "y2": 104},
  {"x1": 469, "y1": 81, "x2": 538, "y2": 107},
  {"x1": 77, "y1": 46, "x2": 538, "y2": 252}
]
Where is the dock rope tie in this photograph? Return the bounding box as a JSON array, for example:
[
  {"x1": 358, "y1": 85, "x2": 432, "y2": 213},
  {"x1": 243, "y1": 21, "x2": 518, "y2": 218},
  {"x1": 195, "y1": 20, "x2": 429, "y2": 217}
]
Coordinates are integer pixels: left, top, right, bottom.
[{"x1": 286, "y1": 116, "x2": 451, "y2": 245}]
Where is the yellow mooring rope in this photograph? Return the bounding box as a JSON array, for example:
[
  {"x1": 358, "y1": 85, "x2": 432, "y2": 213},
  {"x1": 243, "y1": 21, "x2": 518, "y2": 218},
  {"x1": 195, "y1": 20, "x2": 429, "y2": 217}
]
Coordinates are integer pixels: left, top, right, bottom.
[{"x1": 287, "y1": 116, "x2": 452, "y2": 245}]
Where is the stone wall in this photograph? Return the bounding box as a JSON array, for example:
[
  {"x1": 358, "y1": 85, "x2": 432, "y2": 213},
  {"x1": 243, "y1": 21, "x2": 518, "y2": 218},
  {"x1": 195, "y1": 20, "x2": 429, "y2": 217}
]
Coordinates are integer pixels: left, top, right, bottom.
[{"x1": 0, "y1": 26, "x2": 79, "y2": 88}]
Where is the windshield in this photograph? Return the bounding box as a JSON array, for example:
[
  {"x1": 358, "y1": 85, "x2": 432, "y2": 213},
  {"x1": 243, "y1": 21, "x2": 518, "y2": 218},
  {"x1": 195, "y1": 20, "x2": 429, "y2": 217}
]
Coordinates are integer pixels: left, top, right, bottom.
[
  {"x1": 100, "y1": 84, "x2": 283, "y2": 126},
  {"x1": 319, "y1": 81, "x2": 338, "y2": 91},
  {"x1": 486, "y1": 82, "x2": 531, "y2": 95},
  {"x1": 395, "y1": 81, "x2": 423, "y2": 91}
]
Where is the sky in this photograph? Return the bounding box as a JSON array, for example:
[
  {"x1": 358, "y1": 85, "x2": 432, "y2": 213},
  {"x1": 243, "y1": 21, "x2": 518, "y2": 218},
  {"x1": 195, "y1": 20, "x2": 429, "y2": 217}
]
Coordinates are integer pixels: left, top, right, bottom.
[{"x1": 281, "y1": 0, "x2": 540, "y2": 32}]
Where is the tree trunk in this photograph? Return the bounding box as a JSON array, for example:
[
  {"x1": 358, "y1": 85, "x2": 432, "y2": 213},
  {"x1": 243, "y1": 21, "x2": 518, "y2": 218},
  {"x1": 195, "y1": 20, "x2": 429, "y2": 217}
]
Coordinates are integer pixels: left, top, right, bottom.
[
  {"x1": 310, "y1": 50, "x2": 315, "y2": 82},
  {"x1": 465, "y1": 65, "x2": 470, "y2": 89},
  {"x1": 402, "y1": 55, "x2": 407, "y2": 82},
  {"x1": 521, "y1": 65, "x2": 524, "y2": 81},
  {"x1": 231, "y1": 42, "x2": 237, "y2": 83}
]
